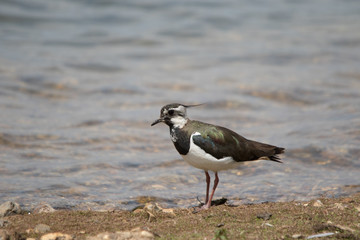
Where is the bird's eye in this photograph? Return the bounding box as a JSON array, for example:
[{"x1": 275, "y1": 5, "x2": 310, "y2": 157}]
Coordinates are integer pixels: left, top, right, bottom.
[{"x1": 168, "y1": 110, "x2": 174, "y2": 115}]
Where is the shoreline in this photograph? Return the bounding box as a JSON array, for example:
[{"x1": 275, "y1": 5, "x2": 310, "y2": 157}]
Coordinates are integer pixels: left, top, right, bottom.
[{"x1": 1, "y1": 192, "x2": 360, "y2": 239}]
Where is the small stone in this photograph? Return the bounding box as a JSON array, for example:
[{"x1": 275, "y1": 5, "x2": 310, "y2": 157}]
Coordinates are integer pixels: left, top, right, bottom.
[
  {"x1": 0, "y1": 202, "x2": 21, "y2": 217},
  {"x1": 161, "y1": 208, "x2": 175, "y2": 216},
  {"x1": 334, "y1": 203, "x2": 345, "y2": 210},
  {"x1": 256, "y1": 212, "x2": 272, "y2": 220},
  {"x1": 34, "y1": 224, "x2": 51, "y2": 233},
  {"x1": 87, "y1": 228, "x2": 154, "y2": 240},
  {"x1": 119, "y1": 232, "x2": 132, "y2": 239},
  {"x1": 0, "y1": 229, "x2": 10, "y2": 240},
  {"x1": 88, "y1": 232, "x2": 115, "y2": 240},
  {"x1": 40, "y1": 232, "x2": 73, "y2": 240},
  {"x1": 139, "y1": 230, "x2": 154, "y2": 238},
  {"x1": 33, "y1": 203, "x2": 56, "y2": 214},
  {"x1": 292, "y1": 234, "x2": 302, "y2": 239},
  {"x1": 313, "y1": 200, "x2": 324, "y2": 207},
  {"x1": 216, "y1": 223, "x2": 225, "y2": 227},
  {"x1": 0, "y1": 219, "x2": 10, "y2": 227},
  {"x1": 130, "y1": 228, "x2": 154, "y2": 239}
]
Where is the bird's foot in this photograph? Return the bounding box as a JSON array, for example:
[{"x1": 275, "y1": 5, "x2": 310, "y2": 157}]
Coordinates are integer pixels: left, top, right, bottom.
[
  {"x1": 191, "y1": 198, "x2": 228, "y2": 213},
  {"x1": 192, "y1": 204, "x2": 210, "y2": 213},
  {"x1": 192, "y1": 199, "x2": 213, "y2": 213}
]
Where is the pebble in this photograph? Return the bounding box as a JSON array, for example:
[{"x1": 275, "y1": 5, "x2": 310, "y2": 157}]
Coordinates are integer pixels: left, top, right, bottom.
[
  {"x1": 86, "y1": 227, "x2": 154, "y2": 240},
  {"x1": 40, "y1": 232, "x2": 73, "y2": 240},
  {"x1": 0, "y1": 219, "x2": 10, "y2": 227},
  {"x1": 256, "y1": 212, "x2": 272, "y2": 220},
  {"x1": 33, "y1": 203, "x2": 56, "y2": 214},
  {"x1": 334, "y1": 203, "x2": 345, "y2": 210},
  {"x1": 0, "y1": 201, "x2": 21, "y2": 217},
  {"x1": 34, "y1": 224, "x2": 51, "y2": 234},
  {"x1": 313, "y1": 200, "x2": 323, "y2": 207},
  {"x1": 141, "y1": 203, "x2": 176, "y2": 218},
  {"x1": 161, "y1": 208, "x2": 175, "y2": 216},
  {"x1": 292, "y1": 234, "x2": 303, "y2": 239},
  {"x1": 0, "y1": 229, "x2": 10, "y2": 240}
]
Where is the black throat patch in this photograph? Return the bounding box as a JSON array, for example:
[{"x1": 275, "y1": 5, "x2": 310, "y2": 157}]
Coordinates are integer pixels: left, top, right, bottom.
[{"x1": 170, "y1": 127, "x2": 190, "y2": 155}]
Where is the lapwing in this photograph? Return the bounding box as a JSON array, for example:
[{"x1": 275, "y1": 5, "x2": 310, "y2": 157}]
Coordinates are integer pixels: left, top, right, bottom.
[{"x1": 151, "y1": 103, "x2": 284, "y2": 211}]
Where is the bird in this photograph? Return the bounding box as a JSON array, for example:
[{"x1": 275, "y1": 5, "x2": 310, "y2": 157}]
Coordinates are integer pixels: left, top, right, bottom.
[{"x1": 151, "y1": 103, "x2": 284, "y2": 211}]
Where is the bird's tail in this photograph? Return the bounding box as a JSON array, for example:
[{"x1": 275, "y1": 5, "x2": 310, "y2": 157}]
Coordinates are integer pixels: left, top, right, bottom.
[{"x1": 268, "y1": 147, "x2": 285, "y2": 163}]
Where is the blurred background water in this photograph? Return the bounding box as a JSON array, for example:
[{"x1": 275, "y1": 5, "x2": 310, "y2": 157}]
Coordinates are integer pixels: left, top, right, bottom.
[{"x1": 1, "y1": 0, "x2": 360, "y2": 210}]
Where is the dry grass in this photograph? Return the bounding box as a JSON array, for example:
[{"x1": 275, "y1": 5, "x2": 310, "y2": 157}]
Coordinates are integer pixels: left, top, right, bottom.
[{"x1": 3, "y1": 193, "x2": 360, "y2": 239}]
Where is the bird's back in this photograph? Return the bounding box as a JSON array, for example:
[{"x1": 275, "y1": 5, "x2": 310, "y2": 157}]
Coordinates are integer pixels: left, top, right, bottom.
[{"x1": 185, "y1": 120, "x2": 284, "y2": 163}]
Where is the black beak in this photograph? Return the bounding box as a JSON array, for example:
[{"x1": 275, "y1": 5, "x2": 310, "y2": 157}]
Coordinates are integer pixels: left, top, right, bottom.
[{"x1": 151, "y1": 118, "x2": 163, "y2": 126}]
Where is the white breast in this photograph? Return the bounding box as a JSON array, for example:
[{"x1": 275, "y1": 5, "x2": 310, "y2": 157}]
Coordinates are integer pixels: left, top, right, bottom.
[{"x1": 181, "y1": 132, "x2": 242, "y2": 172}]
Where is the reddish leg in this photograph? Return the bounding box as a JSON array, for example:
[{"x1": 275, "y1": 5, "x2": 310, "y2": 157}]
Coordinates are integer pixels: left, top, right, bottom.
[
  {"x1": 204, "y1": 171, "x2": 210, "y2": 204},
  {"x1": 202, "y1": 172, "x2": 219, "y2": 210}
]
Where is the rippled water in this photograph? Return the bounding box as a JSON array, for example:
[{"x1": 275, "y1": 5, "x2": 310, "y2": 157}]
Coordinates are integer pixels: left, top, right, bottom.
[{"x1": 1, "y1": 0, "x2": 360, "y2": 210}]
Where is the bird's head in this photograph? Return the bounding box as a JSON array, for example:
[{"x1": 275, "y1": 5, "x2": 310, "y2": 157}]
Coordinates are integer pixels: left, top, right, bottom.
[{"x1": 151, "y1": 103, "x2": 201, "y2": 128}]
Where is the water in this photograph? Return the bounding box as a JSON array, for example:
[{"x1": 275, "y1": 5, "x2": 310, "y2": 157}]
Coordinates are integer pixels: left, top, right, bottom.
[{"x1": 1, "y1": 0, "x2": 360, "y2": 210}]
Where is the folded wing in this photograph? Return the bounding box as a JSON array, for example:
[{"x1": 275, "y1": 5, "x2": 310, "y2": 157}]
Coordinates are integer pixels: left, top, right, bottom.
[{"x1": 192, "y1": 124, "x2": 284, "y2": 163}]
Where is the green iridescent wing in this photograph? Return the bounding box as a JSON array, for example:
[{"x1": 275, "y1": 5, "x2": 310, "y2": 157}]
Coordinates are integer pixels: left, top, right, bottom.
[{"x1": 192, "y1": 122, "x2": 283, "y2": 162}]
